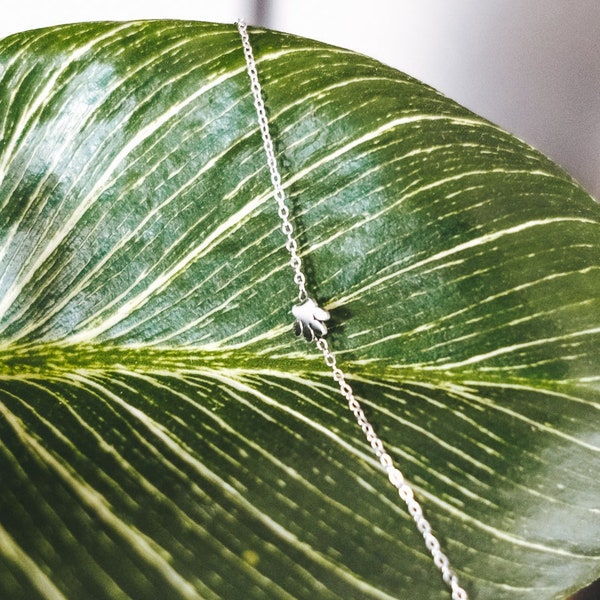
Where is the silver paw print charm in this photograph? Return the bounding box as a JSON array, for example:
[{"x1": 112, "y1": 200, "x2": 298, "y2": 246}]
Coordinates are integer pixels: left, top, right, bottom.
[{"x1": 292, "y1": 298, "x2": 330, "y2": 342}]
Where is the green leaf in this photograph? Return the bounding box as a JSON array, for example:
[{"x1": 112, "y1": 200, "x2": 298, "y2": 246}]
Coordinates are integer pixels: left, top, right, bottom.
[{"x1": 0, "y1": 20, "x2": 599, "y2": 600}]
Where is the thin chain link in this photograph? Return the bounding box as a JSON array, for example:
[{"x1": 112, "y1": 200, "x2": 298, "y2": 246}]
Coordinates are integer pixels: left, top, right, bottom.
[
  {"x1": 236, "y1": 18, "x2": 468, "y2": 600},
  {"x1": 237, "y1": 19, "x2": 307, "y2": 302},
  {"x1": 315, "y1": 338, "x2": 468, "y2": 600}
]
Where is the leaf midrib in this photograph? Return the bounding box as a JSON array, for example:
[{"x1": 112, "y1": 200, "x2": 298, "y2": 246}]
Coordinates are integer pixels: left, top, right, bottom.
[{"x1": 0, "y1": 342, "x2": 587, "y2": 395}]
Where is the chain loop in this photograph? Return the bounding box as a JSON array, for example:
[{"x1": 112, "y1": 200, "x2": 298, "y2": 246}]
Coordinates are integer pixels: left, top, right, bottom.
[{"x1": 237, "y1": 19, "x2": 468, "y2": 600}]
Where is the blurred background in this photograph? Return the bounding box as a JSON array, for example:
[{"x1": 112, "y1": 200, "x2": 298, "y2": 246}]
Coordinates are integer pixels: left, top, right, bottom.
[{"x1": 2, "y1": 0, "x2": 599, "y2": 198}]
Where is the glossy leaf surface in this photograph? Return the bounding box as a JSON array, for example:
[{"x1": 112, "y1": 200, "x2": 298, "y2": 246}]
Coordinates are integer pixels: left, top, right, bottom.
[{"x1": 0, "y1": 21, "x2": 599, "y2": 600}]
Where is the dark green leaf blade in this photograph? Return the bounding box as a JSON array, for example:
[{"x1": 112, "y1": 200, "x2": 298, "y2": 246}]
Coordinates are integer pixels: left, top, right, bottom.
[{"x1": 0, "y1": 20, "x2": 598, "y2": 600}]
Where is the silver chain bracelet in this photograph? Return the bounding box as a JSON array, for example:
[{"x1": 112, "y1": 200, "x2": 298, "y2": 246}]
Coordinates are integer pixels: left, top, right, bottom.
[{"x1": 237, "y1": 18, "x2": 468, "y2": 600}]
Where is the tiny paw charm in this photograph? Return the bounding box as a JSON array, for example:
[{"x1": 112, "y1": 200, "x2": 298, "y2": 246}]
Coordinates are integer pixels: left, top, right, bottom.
[{"x1": 292, "y1": 298, "x2": 330, "y2": 342}]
